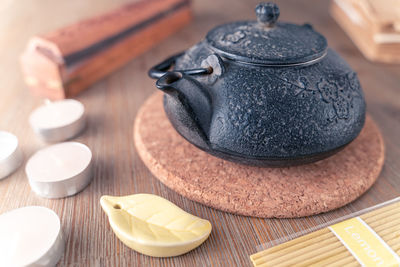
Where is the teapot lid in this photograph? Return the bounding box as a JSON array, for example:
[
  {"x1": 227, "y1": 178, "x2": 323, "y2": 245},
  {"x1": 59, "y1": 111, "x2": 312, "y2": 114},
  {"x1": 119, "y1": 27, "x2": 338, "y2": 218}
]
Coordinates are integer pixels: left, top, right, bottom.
[{"x1": 206, "y1": 2, "x2": 327, "y2": 65}]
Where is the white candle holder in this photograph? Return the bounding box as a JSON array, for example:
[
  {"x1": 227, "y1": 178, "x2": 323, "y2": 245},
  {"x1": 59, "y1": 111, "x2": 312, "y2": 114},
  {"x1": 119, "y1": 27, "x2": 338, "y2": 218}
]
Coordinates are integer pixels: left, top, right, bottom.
[
  {"x1": 26, "y1": 142, "x2": 93, "y2": 198},
  {"x1": 0, "y1": 131, "x2": 23, "y2": 179},
  {"x1": 0, "y1": 206, "x2": 64, "y2": 267},
  {"x1": 29, "y1": 99, "x2": 86, "y2": 142}
]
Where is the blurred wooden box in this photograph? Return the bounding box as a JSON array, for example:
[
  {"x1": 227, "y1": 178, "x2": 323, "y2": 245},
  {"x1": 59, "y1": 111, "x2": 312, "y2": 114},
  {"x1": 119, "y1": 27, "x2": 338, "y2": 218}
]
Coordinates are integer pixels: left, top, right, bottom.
[
  {"x1": 330, "y1": 0, "x2": 400, "y2": 63},
  {"x1": 20, "y1": 0, "x2": 191, "y2": 100}
]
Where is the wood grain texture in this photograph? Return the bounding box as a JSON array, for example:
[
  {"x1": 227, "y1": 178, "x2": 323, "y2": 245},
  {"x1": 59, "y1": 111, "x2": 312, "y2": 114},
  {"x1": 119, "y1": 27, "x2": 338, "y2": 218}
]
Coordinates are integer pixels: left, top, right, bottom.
[
  {"x1": 0, "y1": 0, "x2": 400, "y2": 266},
  {"x1": 40, "y1": 0, "x2": 188, "y2": 57}
]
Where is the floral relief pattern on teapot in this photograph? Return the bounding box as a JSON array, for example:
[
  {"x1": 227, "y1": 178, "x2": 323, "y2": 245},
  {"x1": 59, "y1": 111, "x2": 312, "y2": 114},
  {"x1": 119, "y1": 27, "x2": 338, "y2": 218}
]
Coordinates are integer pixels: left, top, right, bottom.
[
  {"x1": 221, "y1": 30, "x2": 246, "y2": 45},
  {"x1": 273, "y1": 67, "x2": 363, "y2": 122},
  {"x1": 317, "y1": 73, "x2": 360, "y2": 120}
]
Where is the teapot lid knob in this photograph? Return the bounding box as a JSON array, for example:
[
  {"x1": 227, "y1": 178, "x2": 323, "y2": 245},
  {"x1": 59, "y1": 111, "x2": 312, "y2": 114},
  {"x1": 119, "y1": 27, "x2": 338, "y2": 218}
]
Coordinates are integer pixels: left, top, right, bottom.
[{"x1": 255, "y1": 2, "x2": 280, "y2": 27}]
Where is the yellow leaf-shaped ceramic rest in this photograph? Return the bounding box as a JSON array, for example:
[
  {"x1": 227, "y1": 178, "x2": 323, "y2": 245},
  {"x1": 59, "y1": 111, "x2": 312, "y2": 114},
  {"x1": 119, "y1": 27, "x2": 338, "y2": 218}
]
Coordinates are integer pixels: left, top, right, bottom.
[{"x1": 100, "y1": 194, "x2": 212, "y2": 257}]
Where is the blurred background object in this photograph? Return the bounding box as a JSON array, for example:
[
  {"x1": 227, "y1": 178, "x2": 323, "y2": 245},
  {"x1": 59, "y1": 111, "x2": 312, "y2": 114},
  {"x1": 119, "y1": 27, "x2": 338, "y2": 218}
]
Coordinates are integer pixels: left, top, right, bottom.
[
  {"x1": 331, "y1": 0, "x2": 400, "y2": 63},
  {"x1": 20, "y1": 0, "x2": 191, "y2": 100},
  {"x1": 0, "y1": 0, "x2": 134, "y2": 99}
]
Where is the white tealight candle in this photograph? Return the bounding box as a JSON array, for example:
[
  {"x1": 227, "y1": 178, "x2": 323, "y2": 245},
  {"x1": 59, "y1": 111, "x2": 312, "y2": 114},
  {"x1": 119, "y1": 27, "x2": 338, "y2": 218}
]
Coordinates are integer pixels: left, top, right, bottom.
[
  {"x1": 29, "y1": 99, "x2": 86, "y2": 142},
  {"x1": 0, "y1": 206, "x2": 64, "y2": 267},
  {"x1": 0, "y1": 131, "x2": 23, "y2": 179},
  {"x1": 26, "y1": 142, "x2": 93, "y2": 198}
]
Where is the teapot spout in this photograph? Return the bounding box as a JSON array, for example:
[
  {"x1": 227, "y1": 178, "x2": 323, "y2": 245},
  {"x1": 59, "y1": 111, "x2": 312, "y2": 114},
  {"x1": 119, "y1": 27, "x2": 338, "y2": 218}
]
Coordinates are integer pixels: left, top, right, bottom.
[{"x1": 156, "y1": 71, "x2": 212, "y2": 146}]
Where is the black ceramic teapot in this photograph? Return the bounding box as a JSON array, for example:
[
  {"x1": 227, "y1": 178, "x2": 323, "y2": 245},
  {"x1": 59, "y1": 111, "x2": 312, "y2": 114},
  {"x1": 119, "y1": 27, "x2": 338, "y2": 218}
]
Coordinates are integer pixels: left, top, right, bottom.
[{"x1": 148, "y1": 2, "x2": 366, "y2": 167}]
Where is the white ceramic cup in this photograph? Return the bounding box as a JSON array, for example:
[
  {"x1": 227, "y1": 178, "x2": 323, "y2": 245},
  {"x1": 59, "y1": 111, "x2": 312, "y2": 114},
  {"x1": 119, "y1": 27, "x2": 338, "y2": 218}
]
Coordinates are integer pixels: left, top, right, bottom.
[
  {"x1": 0, "y1": 131, "x2": 23, "y2": 179},
  {"x1": 26, "y1": 142, "x2": 93, "y2": 198},
  {"x1": 29, "y1": 99, "x2": 86, "y2": 142},
  {"x1": 0, "y1": 206, "x2": 65, "y2": 267}
]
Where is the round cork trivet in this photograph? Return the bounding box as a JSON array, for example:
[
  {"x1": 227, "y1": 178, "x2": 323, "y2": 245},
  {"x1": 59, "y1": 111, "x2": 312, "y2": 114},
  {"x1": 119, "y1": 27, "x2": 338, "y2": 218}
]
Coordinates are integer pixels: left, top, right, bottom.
[{"x1": 134, "y1": 92, "x2": 385, "y2": 218}]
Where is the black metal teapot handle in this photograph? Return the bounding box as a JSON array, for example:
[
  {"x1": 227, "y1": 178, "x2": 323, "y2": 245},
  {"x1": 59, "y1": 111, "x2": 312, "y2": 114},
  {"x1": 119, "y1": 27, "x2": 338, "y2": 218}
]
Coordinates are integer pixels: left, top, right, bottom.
[{"x1": 148, "y1": 52, "x2": 212, "y2": 79}]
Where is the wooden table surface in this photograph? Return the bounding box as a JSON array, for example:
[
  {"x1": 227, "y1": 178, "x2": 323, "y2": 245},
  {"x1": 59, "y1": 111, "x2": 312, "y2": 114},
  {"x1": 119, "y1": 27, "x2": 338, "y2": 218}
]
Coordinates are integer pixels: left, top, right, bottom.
[{"x1": 1, "y1": 0, "x2": 399, "y2": 266}]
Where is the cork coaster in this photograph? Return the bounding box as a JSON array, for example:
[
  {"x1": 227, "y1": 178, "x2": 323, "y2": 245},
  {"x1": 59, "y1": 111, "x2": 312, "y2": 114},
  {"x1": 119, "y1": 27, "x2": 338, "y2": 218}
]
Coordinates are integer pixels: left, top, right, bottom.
[{"x1": 134, "y1": 92, "x2": 385, "y2": 218}]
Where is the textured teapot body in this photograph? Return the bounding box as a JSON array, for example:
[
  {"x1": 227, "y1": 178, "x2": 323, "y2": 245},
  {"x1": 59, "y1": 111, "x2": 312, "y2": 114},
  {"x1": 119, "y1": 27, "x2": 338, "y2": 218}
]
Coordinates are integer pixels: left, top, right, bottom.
[
  {"x1": 150, "y1": 2, "x2": 366, "y2": 166},
  {"x1": 161, "y1": 41, "x2": 365, "y2": 165}
]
